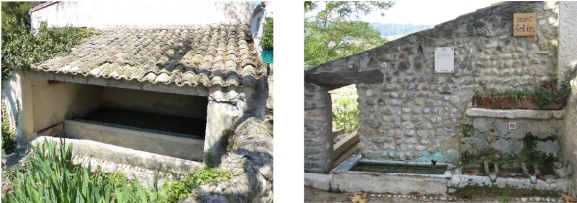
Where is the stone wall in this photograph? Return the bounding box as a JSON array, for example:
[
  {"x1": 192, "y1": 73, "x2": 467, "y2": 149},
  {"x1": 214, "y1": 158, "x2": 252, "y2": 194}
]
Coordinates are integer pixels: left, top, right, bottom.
[
  {"x1": 304, "y1": 83, "x2": 333, "y2": 173},
  {"x1": 461, "y1": 109, "x2": 566, "y2": 175},
  {"x1": 558, "y1": 1, "x2": 577, "y2": 196},
  {"x1": 561, "y1": 73, "x2": 577, "y2": 196},
  {"x1": 187, "y1": 117, "x2": 273, "y2": 203},
  {"x1": 307, "y1": 1, "x2": 560, "y2": 163}
]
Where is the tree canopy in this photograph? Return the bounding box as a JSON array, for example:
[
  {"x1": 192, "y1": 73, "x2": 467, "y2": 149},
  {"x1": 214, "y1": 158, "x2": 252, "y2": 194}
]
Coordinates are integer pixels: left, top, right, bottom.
[
  {"x1": 1, "y1": 2, "x2": 35, "y2": 29},
  {"x1": 304, "y1": 1, "x2": 394, "y2": 67},
  {"x1": 1, "y1": 2, "x2": 96, "y2": 80}
]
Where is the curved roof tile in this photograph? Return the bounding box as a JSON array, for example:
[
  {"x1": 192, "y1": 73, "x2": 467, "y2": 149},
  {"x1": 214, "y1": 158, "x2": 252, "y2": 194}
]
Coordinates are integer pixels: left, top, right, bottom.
[{"x1": 30, "y1": 24, "x2": 265, "y2": 87}]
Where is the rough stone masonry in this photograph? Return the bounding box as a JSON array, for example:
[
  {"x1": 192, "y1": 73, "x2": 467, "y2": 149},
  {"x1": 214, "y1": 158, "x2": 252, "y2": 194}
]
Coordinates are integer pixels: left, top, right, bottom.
[{"x1": 305, "y1": 1, "x2": 564, "y2": 172}]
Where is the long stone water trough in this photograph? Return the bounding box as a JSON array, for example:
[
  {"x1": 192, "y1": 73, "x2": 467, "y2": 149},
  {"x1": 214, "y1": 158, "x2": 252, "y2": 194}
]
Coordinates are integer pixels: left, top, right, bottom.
[{"x1": 326, "y1": 154, "x2": 571, "y2": 195}]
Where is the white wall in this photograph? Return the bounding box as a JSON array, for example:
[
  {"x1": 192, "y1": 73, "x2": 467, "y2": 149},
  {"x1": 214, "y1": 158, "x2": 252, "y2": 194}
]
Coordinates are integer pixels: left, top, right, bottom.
[
  {"x1": 30, "y1": 79, "x2": 103, "y2": 133},
  {"x1": 250, "y1": 2, "x2": 274, "y2": 53},
  {"x1": 558, "y1": 1, "x2": 577, "y2": 80},
  {"x1": 30, "y1": 1, "x2": 253, "y2": 30}
]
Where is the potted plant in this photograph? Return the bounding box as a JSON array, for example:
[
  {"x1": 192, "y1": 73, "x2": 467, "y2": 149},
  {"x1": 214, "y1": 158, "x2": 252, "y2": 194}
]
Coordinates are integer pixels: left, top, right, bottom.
[
  {"x1": 472, "y1": 79, "x2": 570, "y2": 110},
  {"x1": 532, "y1": 79, "x2": 570, "y2": 109}
]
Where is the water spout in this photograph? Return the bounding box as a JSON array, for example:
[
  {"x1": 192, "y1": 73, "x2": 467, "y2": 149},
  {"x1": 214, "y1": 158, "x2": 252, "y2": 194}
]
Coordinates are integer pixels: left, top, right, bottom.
[
  {"x1": 521, "y1": 162, "x2": 537, "y2": 184},
  {"x1": 484, "y1": 161, "x2": 499, "y2": 182}
]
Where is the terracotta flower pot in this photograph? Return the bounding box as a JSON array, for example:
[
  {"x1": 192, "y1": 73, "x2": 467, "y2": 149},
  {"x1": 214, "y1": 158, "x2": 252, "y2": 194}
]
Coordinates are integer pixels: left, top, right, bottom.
[
  {"x1": 473, "y1": 96, "x2": 499, "y2": 108},
  {"x1": 500, "y1": 97, "x2": 517, "y2": 109},
  {"x1": 520, "y1": 96, "x2": 539, "y2": 109}
]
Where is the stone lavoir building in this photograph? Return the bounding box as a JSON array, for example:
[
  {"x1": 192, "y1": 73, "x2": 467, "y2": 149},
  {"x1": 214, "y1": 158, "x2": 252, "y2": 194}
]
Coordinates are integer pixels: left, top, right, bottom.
[
  {"x1": 305, "y1": 1, "x2": 577, "y2": 196},
  {"x1": 2, "y1": 1, "x2": 272, "y2": 201}
]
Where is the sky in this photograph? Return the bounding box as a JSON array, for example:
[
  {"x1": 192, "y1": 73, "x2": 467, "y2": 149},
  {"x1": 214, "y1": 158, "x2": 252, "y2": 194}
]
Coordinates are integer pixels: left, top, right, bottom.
[{"x1": 362, "y1": 0, "x2": 503, "y2": 25}]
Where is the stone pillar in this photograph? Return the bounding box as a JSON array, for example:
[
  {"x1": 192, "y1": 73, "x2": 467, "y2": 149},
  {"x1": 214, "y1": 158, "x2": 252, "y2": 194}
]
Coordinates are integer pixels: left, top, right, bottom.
[
  {"x1": 204, "y1": 86, "x2": 245, "y2": 167},
  {"x1": 558, "y1": 1, "x2": 577, "y2": 81},
  {"x1": 204, "y1": 81, "x2": 267, "y2": 167},
  {"x1": 304, "y1": 82, "x2": 333, "y2": 173}
]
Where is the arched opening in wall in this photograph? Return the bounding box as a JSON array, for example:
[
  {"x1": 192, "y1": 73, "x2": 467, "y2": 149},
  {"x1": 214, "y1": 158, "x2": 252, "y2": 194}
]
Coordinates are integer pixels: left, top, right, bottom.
[{"x1": 329, "y1": 84, "x2": 360, "y2": 168}]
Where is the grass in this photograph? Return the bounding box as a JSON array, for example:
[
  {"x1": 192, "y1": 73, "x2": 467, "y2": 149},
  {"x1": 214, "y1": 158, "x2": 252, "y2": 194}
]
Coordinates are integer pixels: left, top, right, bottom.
[{"x1": 1, "y1": 139, "x2": 238, "y2": 203}]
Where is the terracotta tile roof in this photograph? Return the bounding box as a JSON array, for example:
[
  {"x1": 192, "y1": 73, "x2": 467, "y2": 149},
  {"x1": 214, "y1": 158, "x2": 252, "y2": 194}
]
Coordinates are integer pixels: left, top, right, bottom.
[
  {"x1": 30, "y1": 24, "x2": 265, "y2": 87},
  {"x1": 29, "y1": 1, "x2": 59, "y2": 13}
]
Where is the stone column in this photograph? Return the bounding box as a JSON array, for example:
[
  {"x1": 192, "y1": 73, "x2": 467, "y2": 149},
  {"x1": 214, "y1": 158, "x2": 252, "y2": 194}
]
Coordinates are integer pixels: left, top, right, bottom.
[
  {"x1": 204, "y1": 81, "x2": 267, "y2": 167},
  {"x1": 204, "y1": 86, "x2": 245, "y2": 167},
  {"x1": 304, "y1": 83, "x2": 333, "y2": 173}
]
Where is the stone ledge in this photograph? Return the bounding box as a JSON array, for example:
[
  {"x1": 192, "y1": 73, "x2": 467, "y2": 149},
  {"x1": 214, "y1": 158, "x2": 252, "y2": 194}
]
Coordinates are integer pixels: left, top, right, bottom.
[{"x1": 465, "y1": 108, "x2": 564, "y2": 119}]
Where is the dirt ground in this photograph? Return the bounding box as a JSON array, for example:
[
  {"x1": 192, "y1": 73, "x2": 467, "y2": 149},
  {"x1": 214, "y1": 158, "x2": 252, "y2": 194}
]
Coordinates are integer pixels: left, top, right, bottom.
[{"x1": 304, "y1": 186, "x2": 568, "y2": 203}]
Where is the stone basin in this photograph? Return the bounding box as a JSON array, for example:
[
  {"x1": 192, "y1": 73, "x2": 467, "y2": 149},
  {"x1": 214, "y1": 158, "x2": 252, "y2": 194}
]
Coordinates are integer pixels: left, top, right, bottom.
[
  {"x1": 328, "y1": 154, "x2": 571, "y2": 195},
  {"x1": 330, "y1": 154, "x2": 453, "y2": 194}
]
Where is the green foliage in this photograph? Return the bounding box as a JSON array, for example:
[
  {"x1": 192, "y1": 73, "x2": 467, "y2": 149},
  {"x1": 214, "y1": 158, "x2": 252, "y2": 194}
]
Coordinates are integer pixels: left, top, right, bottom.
[
  {"x1": 188, "y1": 168, "x2": 237, "y2": 188},
  {"x1": 304, "y1": 1, "x2": 394, "y2": 66},
  {"x1": 370, "y1": 23, "x2": 433, "y2": 37},
  {"x1": 332, "y1": 96, "x2": 359, "y2": 134},
  {"x1": 472, "y1": 79, "x2": 571, "y2": 108},
  {"x1": 1, "y1": 101, "x2": 17, "y2": 155},
  {"x1": 2, "y1": 19, "x2": 96, "y2": 80},
  {"x1": 165, "y1": 168, "x2": 238, "y2": 202},
  {"x1": 261, "y1": 17, "x2": 273, "y2": 50},
  {"x1": 1, "y1": 2, "x2": 35, "y2": 29},
  {"x1": 534, "y1": 79, "x2": 571, "y2": 107},
  {"x1": 1, "y1": 139, "x2": 174, "y2": 203},
  {"x1": 461, "y1": 124, "x2": 474, "y2": 138}
]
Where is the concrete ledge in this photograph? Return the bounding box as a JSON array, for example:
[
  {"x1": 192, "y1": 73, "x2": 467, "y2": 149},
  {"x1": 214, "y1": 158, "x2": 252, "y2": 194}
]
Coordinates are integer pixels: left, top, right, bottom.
[
  {"x1": 304, "y1": 173, "x2": 331, "y2": 191},
  {"x1": 31, "y1": 136, "x2": 203, "y2": 174},
  {"x1": 64, "y1": 119, "x2": 204, "y2": 161},
  {"x1": 331, "y1": 172, "x2": 448, "y2": 194},
  {"x1": 465, "y1": 108, "x2": 564, "y2": 119}
]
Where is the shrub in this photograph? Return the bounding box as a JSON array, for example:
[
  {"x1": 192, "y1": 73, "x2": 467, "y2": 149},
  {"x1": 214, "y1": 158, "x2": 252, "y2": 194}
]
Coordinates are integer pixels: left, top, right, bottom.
[
  {"x1": 1, "y1": 100, "x2": 17, "y2": 155},
  {"x1": 332, "y1": 96, "x2": 359, "y2": 133},
  {"x1": 2, "y1": 18, "x2": 96, "y2": 79},
  {"x1": 261, "y1": 17, "x2": 273, "y2": 50}
]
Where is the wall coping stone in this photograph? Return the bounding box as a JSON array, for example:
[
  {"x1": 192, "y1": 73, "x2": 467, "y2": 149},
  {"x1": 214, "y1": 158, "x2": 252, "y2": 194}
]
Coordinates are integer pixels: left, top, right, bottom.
[{"x1": 465, "y1": 108, "x2": 564, "y2": 119}]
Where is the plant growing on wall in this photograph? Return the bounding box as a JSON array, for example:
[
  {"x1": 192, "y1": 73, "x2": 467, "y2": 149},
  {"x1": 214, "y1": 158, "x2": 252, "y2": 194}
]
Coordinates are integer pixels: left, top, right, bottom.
[
  {"x1": 1, "y1": 17, "x2": 96, "y2": 80},
  {"x1": 1, "y1": 100, "x2": 17, "y2": 155}
]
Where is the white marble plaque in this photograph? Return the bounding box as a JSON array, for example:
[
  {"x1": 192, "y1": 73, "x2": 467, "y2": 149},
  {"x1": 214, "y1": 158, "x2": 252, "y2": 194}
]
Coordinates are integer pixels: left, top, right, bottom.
[{"x1": 434, "y1": 47, "x2": 454, "y2": 73}]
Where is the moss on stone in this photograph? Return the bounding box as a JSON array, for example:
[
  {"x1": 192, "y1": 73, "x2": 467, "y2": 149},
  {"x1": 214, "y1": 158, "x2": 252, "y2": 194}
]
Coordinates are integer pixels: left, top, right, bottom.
[
  {"x1": 398, "y1": 61, "x2": 410, "y2": 71},
  {"x1": 461, "y1": 124, "x2": 474, "y2": 137},
  {"x1": 402, "y1": 47, "x2": 414, "y2": 54},
  {"x1": 415, "y1": 61, "x2": 422, "y2": 70}
]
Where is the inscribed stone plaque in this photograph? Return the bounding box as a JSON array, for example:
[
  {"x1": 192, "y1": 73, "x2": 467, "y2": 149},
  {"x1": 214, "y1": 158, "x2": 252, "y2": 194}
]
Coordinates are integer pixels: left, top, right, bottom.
[
  {"x1": 513, "y1": 13, "x2": 537, "y2": 36},
  {"x1": 434, "y1": 47, "x2": 454, "y2": 73}
]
